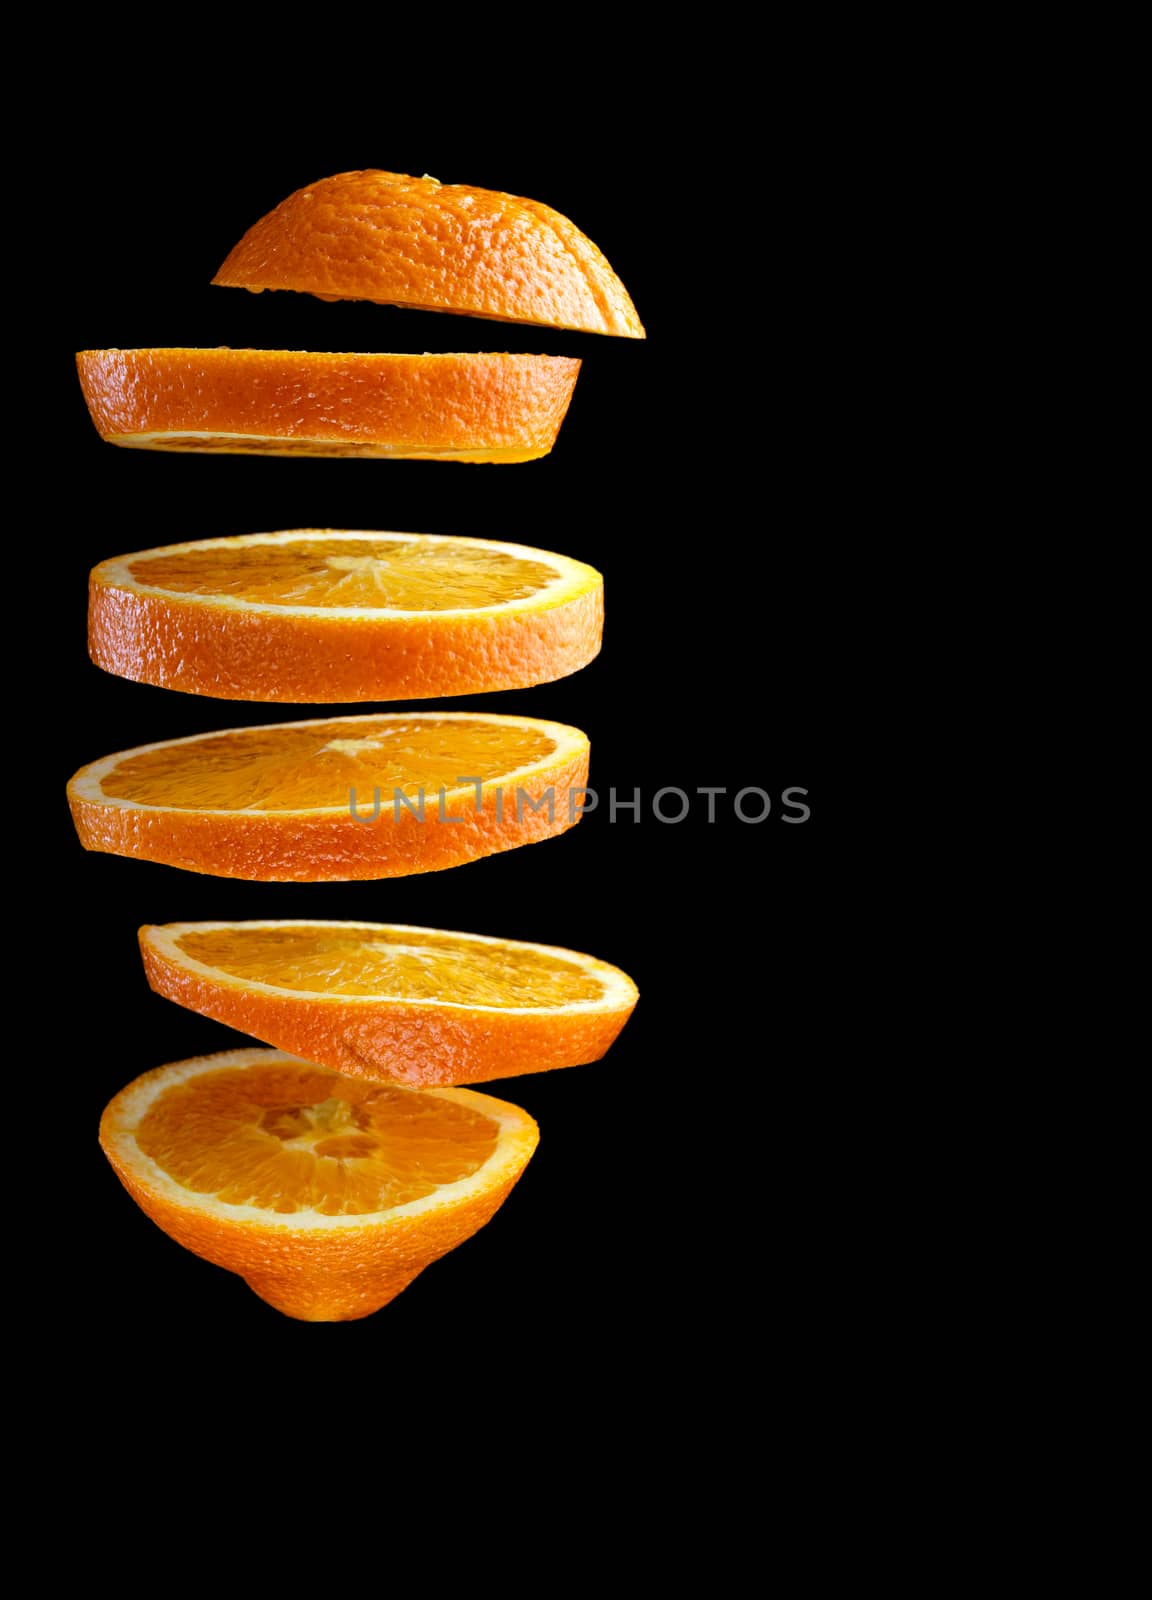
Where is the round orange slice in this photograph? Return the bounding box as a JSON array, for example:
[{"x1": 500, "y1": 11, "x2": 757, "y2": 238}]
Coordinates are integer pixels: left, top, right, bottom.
[
  {"x1": 100, "y1": 1048, "x2": 539, "y2": 1321},
  {"x1": 139, "y1": 921, "x2": 639, "y2": 1086},
  {"x1": 67, "y1": 712, "x2": 589, "y2": 881},
  {"x1": 75, "y1": 349, "x2": 580, "y2": 461},
  {"x1": 213, "y1": 169, "x2": 645, "y2": 339},
  {"x1": 89, "y1": 530, "x2": 603, "y2": 703}
]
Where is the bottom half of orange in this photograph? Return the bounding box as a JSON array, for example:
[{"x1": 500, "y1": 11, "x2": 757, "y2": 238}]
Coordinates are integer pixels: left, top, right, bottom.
[{"x1": 101, "y1": 1049, "x2": 539, "y2": 1321}]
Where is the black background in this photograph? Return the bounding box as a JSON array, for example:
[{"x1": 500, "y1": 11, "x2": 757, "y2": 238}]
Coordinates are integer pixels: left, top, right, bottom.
[{"x1": 56, "y1": 112, "x2": 818, "y2": 1368}]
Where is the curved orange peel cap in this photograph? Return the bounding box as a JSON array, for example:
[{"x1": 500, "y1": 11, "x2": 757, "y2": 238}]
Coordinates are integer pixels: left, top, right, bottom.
[{"x1": 213, "y1": 169, "x2": 645, "y2": 340}]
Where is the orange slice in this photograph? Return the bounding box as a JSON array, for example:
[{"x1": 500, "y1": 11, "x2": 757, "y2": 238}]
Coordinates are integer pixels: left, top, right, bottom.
[
  {"x1": 100, "y1": 1048, "x2": 539, "y2": 1321},
  {"x1": 67, "y1": 712, "x2": 588, "y2": 881},
  {"x1": 139, "y1": 921, "x2": 639, "y2": 1086},
  {"x1": 213, "y1": 169, "x2": 645, "y2": 339},
  {"x1": 75, "y1": 349, "x2": 580, "y2": 462},
  {"x1": 89, "y1": 530, "x2": 603, "y2": 703}
]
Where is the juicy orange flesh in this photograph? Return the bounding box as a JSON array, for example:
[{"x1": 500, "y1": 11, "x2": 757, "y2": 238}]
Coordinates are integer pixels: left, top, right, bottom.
[
  {"x1": 124, "y1": 537, "x2": 561, "y2": 611},
  {"x1": 135, "y1": 1064, "x2": 499, "y2": 1216},
  {"x1": 174, "y1": 925, "x2": 608, "y2": 1006},
  {"x1": 97, "y1": 719, "x2": 557, "y2": 810}
]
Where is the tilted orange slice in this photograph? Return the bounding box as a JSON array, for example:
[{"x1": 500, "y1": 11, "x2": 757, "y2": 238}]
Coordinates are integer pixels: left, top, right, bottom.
[
  {"x1": 139, "y1": 921, "x2": 639, "y2": 1086},
  {"x1": 213, "y1": 169, "x2": 645, "y2": 339},
  {"x1": 67, "y1": 712, "x2": 589, "y2": 881},
  {"x1": 89, "y1": 530, "x2": 603, "y2": 703},
  {"x1": 76, "y1": 349, "x2": 580, "y2": 462},
  {"x1": 100, "y1": 1048, "x2": 539, "y2": 1321}
]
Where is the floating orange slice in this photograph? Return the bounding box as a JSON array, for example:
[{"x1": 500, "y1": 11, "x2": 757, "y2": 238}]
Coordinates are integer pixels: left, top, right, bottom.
[
  {"x1": 139, "y1": 921, "x2": 639, "y2": 1086},
  {"x1": 100, "y1": 1048, "x2": 539, "y2": 1321},
  {"x1": 75, "y1": 349, "x2": 580, "y2": 461},
  {"x1": 213, "y1": 169, "x2": 644, "y2": 339},
  {"x1": 67, "y1": 712, "x2": 589, "y2": 880},
  {"x1": 89, "y1": 530, "x2": 603, "y2": 703}
]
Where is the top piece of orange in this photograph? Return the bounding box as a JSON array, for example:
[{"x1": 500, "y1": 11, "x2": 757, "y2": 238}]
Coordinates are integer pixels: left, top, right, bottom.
[{"x1": 213, "y1": 169, "x2": 645, "y2": 340}]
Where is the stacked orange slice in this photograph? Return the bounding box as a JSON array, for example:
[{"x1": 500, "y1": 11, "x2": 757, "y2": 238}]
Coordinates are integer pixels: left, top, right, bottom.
[
  {"x1": 89, "y1": 530, "x2": 603, "y2": 702},
  {"x1": 139, "y1": 921, "x2": 639, "y2": 1086},
  {"x1": 77, "y1": 348, "x2": 581, "y2": 462},
  {"x1": 67, "y1": 711, "x2": 589, "y2": 880}
]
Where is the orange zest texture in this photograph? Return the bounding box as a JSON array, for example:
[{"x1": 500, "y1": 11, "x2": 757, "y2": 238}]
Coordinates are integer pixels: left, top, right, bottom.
[
  {"x1": 67, "y1": 712, "x2": 589, "y2": 881},
  {"x1": 89, "y1": 530, "x2": 603, "y2": 703},
  {"x1": 100, "y1": 1048, "x2": 539, "y2": 1321},
  {"x1": 75, "y1": 349, "x2": 580, "y2": 461},
  {"x1": 213, "y1": 169, "x2": 645, "y2": 339},
  {"x1": 139, "y1": 921, "x2": 639, "y2": 1087}
]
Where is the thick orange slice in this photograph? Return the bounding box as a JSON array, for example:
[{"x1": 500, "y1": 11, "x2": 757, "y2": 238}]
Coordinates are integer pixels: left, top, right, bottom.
[
  {"x1": 89, "y1": 530, "x2": 603, "y2": 703},
  {"x1": 213, "y1": 169, "x2": 644, "y2": 339},
  {"x1": 76, "y1": 349, "x2": 580, "y2": 461},
  {"x1": 140, "y1": 921, "x2": 639, "y2": 1086},
  {"x1": 67, "y1": 712, "x2": 588, "y2": 880},
  {"x1": 100, "y1": 1048, "x2": 539, "y2": 1321}
]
